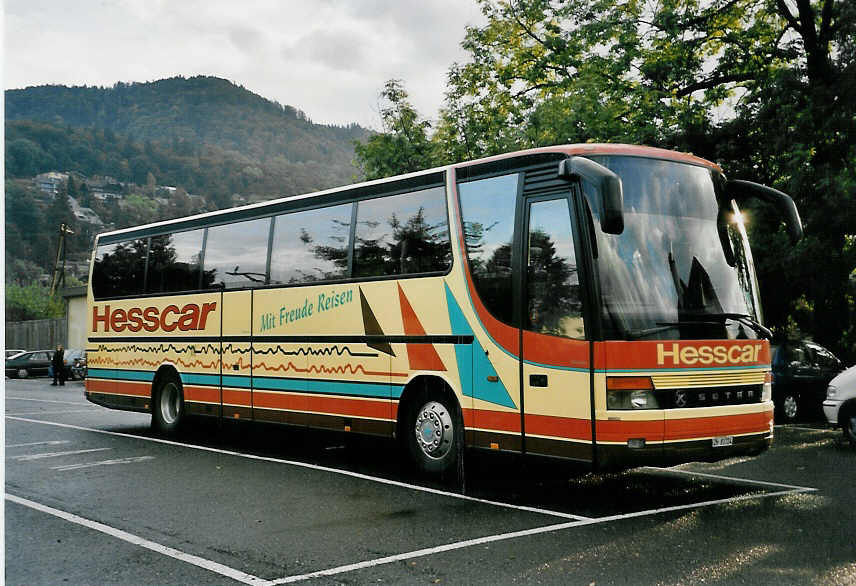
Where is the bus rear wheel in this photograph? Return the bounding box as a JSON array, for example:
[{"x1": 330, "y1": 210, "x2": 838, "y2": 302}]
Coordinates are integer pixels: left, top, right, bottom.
[
  {"x1": 405, "y1": 392, "x2": 461, "y2": 475},
  {"x1": 152, "y1": 373, "x2": 184, "y2": 435}
]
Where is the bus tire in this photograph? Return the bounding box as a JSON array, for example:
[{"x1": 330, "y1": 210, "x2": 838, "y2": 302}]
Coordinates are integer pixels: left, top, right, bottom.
[
  {"x1": 405, "y1": 390, "x2": 461, "y2": 475},
  {"x1": 152, "y1": 373, "x2": 184, "y2": 435}
]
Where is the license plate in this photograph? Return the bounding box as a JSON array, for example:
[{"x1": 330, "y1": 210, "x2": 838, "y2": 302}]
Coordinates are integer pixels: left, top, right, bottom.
[{"x1": 712, "y1": 435, "x2": 733, "y2": 447}]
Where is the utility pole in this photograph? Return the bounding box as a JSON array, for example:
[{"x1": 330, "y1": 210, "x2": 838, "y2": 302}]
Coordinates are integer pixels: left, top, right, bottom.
[{"x1": 49, "y1": 223, "x2": 74, "y2": 296}]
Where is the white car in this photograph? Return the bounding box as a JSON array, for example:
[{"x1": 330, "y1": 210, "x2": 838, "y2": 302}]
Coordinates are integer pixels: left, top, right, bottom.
[{"x1": 824, "y1": 365, "x2": 856, "y2": 447}]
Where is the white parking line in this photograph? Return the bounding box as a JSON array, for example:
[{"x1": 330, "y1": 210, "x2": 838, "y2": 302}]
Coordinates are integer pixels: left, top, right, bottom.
[
  {"x1": 5, "y1": 493, "x2": 269, "y2": 585},
  {"x1": 6, "y1": 440, "x2": 71, "y2": 448},
  {"x1": 52, "y1": 456, "x2": 156, "y2": 471},
  {"x1": 643, "y1": 467, "x2": 818, "y2": 492},
  {"x1": 10, "y1": 409, "x2": 100, "y2": 416},
  {"x1": 6, "y1": 397, "x2": 89, "y2": 406},
  {"x1": 270, "y1": 486, "x2": 815, "y2": 584},
  {"x1": 776, "y1": 425, "x2": 837, "y2": 433},
  {"x1": 6, "y1": 415, "x2": 819, "y2": 585},
  {"x1": 12, "y1": 447, "x2": 112, "y2": 461},
  {"x1": 5, "y1": 415, "x2": 591, "y2": 521}
]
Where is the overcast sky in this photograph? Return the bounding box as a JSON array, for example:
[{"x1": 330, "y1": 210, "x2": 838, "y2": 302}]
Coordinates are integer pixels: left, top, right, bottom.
[{"x1": 4, "y1": 0, "x2": 486, "y2": 128}]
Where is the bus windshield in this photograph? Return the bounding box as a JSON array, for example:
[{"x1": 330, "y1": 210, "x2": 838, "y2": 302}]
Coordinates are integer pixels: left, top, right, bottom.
[{"x1": 590, "y1": 156, "x2": 761, "y2": 341}]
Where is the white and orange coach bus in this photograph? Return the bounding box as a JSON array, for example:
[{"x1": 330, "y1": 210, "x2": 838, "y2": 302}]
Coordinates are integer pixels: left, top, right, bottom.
[{"x1": 84, "y1": 144, "x2": 803, "y2": 473}]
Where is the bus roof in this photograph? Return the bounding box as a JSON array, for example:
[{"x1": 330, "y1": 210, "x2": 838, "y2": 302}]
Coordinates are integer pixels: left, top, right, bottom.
[{"x1": 95, "y1": 144, "x2": 719, "y2": 244}]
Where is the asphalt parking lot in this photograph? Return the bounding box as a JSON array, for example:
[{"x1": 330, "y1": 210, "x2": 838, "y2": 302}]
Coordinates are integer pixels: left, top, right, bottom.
[{"x1": 5, "y1": 377, "x2": 855, "y2": 585}]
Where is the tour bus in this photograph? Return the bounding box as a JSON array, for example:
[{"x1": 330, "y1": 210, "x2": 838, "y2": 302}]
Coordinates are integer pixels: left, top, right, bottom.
[{"x1": 84, "y1": 144, "x2": 803, "y2": 473}]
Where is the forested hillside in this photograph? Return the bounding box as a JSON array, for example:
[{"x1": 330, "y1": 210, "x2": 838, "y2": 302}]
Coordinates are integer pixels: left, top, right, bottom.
[
  {"x1": 6, "y1": 76, "x2": 369, "y2": 198},
  {"x1": 4, "y1": 76, "x2": 371, "y2": 303}
]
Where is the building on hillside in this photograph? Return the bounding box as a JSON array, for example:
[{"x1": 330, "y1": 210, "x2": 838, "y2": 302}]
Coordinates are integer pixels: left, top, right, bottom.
[
  {"x1": 92, "y1": 189, "x2": 122, "y2": 201},
  {"x1": 34, "y1": 172, "x2": 68, "y2": 196}
]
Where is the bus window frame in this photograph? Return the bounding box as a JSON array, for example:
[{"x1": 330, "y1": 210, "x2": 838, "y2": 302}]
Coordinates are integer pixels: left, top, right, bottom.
[{"x1": 90, "y1": 175, "x2": 454, "y2": 302}]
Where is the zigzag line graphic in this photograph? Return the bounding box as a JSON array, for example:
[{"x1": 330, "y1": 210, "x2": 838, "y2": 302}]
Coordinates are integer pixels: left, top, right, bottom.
[
  {"x1": 89, "y1": 356, "x2": 220, "y2": 370},
  {"x1": 255, "y1": 361, "x2": 408, "y2": 378},
  {"x1": 95, "y1": 343, "x2": 224, "y2": 355},
  {"x1": 90, "y1": 356, "x2": 408, "y2": 378},
  {"x1": 94, "y1": 343, "x2": 378, "y2": 358},
  {"x1": 254, "y1": 346, "x2": 378, "y2": 358}
]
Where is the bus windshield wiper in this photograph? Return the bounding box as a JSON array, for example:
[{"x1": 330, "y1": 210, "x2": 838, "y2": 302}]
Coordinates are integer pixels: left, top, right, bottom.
[
  {"x1": 658, "y1": 313, "x2": 771, "y2": 339},
  {"x1": 712, "y1": 313, "x2": 772, "y2": 339}
]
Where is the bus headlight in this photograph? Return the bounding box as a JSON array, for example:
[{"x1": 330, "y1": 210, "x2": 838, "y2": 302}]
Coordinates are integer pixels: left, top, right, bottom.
[
  {"x1": 606, "y1": 377, "x2": 659, "y2": 410},
  {"x1": 606, "y1": 389, "x2": 660, "y2": 410},
  {"x1": 631, "y1": 390, "x2": 659, "y2": 409}
]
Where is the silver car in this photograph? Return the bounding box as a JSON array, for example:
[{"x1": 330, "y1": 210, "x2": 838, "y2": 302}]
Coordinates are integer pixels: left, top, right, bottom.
[{"x1": 824, "y1": 365, "x2": 856, "y2": 448}]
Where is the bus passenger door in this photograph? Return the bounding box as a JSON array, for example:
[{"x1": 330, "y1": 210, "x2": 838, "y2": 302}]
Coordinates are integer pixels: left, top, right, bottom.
[
  {"x1": 220, "y1": 290, "x2": 253, "y2": 420},
  {"x1": 519, "y1": 195, "x2": 594, "y2": 462}
]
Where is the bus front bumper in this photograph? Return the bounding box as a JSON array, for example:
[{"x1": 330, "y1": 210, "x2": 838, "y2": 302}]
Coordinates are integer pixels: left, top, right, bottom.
[{"x1": 597, "y1": 431, "x2": 772, "y2": 470}]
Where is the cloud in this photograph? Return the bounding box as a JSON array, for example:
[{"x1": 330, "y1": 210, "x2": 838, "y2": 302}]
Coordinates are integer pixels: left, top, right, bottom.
[
  {"x1": 283, "y1": 29, "x2": 372, "y2": 72},
  {"x1": 4, "y1": 0, "x2": 486, "y2": 128}
]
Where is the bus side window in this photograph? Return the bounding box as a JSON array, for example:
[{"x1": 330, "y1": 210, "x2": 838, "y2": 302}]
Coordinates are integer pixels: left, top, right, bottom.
[
  {"x1": 526, "y1": 198, "x2": 585, "y2": 339},
  {"x1": 457, "y1": 173, "x2": 520, "y2": 326},
  {"x1": 92, "y1": 238, "x2": 148, "y2": 299},
  {"x1": 147, "y1": 229, "x2": 205, "y2": 293},
  {"x1": 204, "y1": 217, "x2": 271, "y2": 289},
  {"x1": 353, "y1": 186, "x2": 451, "y2": 278},
  {"x1": 270, "y1": 204, "x2": 352, "y2": 284}
]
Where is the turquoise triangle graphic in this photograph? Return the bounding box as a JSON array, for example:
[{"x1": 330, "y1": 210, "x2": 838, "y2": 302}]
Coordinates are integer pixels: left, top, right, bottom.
[{"x1": 444, "y1": 283, "x2": 516, "y2": 409}]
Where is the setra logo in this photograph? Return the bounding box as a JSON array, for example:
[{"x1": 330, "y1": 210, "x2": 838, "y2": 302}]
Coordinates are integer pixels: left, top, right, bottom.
[
  {"x1": 92, "y1": 302, "x2": 217, "y2": 333},
  {"x1": 656, "y1": 342, "x2": 762, "y2": 366}
]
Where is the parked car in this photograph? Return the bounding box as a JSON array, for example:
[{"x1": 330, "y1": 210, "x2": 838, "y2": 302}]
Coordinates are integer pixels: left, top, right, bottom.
[
  {"x1": 771, "y1": 340, "x2": 844, "y2": 421},
  {"x1": 64, "y1": 349, "x2": 87, "y2": 380},
  {"x1": 5, "y1": 349, "x2": 26, "y2": 359},
  {"x1": 824, "y1": 366, "x2": 856, "y2": 448},
  {"x1": 5, "y1": 350, "x2": 54, "y2": 378}
]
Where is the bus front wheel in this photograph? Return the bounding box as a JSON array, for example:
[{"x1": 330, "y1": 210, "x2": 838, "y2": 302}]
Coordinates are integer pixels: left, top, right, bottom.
[
  {"x1": 406, "y1": 392, "x2": 461, "y2": 475},
  {"x1": 152, "y1": 373, "x2": 184, "y2": 435}
]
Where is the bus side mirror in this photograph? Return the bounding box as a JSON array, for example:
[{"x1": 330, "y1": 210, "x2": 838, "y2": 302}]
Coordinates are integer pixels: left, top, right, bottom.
[
  {"x1": 559, "y1": 157, "x2": 624, "y2": 234},
  {"x1": 726, "y1": 180, "x2": 803, "y2": 243}
]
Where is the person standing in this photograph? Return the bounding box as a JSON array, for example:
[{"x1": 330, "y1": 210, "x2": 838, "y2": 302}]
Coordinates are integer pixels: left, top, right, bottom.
[{"x1": 51, "y1": 344, "x2": 66, "y2": 386}]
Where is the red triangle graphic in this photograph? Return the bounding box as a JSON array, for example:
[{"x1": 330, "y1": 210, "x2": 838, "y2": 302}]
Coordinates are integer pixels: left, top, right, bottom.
[{"x1": 398, "y1": 284, "x2": 446, "y2": 371}]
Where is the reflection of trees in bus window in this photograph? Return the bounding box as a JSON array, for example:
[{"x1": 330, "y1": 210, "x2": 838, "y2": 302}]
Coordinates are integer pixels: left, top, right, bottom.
[
  {"x1": 353, "y1": 186, "x2": 451, "y2": 278},
  {"x1": 526, "y1": 199, "x2": 584, "y2": 339},
  {"x1": 147, "y1": 230, "x2": 206, "y2": 293},
  {"x1": 204, "y1": 217, "x2": 271, "y2": 289},
  {"x1": 458, "y1": 173, "x2": 520, "y2": 326},
  {"x1": 92, "y1": 239, "x2": 148, "y2": 298},
  {"x1": 270, "y1": 204, "x2": 351, "y2": 284}
]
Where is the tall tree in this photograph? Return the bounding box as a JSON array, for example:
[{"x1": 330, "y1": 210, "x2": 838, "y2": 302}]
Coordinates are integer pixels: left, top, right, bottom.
[
  {"x1": 430, "y1": 0, "x2": 855, "y2": 359},
  {"x1": 354, "y1": 80, "x2": 438, "y2": 180}
]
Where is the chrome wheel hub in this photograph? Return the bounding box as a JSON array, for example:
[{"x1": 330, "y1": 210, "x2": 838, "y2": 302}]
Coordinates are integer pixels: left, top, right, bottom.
[
  {"x1": 783, "y1": 395, "x2": 798, "y2": 420},
  {"x1": 414, "y1": 401, "x2": 453, "y2": 460},
  {"x1": 160, "y1": 382, "x2": 180, "y2": 424}
]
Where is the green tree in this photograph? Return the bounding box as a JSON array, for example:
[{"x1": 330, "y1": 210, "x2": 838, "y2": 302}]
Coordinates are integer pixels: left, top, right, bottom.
[
  {"x1": 5, "y1": 283, "x2": 65, "y2": 321},
  {"x1": 5, "y1": 181, "x2": 45, "y2": 270},
  {"x1": 354, "y1": 80, "x2": 438, "y2": 180},
  {"x1": 429, "y1": 0, "x2": 855, "y2": 359}
]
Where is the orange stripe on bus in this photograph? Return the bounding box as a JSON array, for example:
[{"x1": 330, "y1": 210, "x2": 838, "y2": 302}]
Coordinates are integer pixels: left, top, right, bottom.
[
  {"x1": 525, "y1": 413, "x2": 591, "y2": 440},
  {"x1": 86, "y1": 378, "x2": 150, "y2": 397},
  {"x1": 664, "y1": 411, "x2": 772, "y2": 441},
  {"x1": 595, "y1": 411, "x2": 772, "y2": 443},
  {"x1": 253, "y1": 392, "x2": 393, "y2": 420},
  {"x1": 183, "y1": 385, "x2": 220, "y2": 404},
  {"x1": 222, "y1": 388, "x2": 251, "y2": 407},
  {"x1": 596, "y1": 419, "x2": 665, "y2": 443}
]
